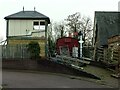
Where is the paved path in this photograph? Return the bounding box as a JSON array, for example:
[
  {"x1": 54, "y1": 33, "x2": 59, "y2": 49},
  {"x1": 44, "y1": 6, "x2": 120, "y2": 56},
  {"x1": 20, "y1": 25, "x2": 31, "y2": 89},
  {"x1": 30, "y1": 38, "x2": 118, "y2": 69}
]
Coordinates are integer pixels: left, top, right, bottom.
[{"x1": 2, "y1": 70, "x2": 111, "y2": 88}]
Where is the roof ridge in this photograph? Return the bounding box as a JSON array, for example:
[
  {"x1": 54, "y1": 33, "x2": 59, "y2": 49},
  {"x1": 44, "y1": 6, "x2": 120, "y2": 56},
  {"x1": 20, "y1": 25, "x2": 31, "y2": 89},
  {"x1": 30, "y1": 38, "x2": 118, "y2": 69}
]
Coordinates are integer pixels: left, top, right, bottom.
[{"x1": 4, "y1": 10, "x2": 50, "y2": 23}]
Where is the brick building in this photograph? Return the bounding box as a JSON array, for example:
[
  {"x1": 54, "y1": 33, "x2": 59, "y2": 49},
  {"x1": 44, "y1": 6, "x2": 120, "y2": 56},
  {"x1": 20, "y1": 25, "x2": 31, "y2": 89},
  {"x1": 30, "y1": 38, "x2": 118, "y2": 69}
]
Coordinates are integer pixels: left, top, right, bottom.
[{"x1": 4, "y1": 9, "x2": 50, "y2": 57}]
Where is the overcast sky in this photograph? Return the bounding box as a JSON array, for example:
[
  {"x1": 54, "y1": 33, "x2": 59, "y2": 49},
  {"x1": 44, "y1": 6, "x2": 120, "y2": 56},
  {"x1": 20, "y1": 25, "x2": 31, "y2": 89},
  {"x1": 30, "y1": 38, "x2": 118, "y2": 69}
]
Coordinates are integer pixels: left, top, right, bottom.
[{"x1": 0, "y1": 0, "x2": 119, "y2": 41}]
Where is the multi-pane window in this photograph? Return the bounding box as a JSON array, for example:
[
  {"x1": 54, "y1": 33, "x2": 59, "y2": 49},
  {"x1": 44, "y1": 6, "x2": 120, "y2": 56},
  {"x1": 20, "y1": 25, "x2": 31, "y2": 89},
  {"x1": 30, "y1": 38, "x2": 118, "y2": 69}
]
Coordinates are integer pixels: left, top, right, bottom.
[
  {"x1": 33, "y1": 21, "x2": 45, "y2": 30},
  {"x1": 33, "y1": 21, "x2": 39, "y2": 30},
  {"x1": 40, "y1": 21, "x2": 45, "y2": 30}
]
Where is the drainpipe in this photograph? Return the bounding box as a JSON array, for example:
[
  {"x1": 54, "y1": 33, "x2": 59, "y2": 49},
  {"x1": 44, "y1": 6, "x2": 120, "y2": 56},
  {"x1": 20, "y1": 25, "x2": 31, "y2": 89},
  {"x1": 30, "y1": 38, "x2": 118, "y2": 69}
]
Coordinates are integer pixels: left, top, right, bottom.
[{"x1": 45, "y1": 21, "x2": 48, "y2": 57}]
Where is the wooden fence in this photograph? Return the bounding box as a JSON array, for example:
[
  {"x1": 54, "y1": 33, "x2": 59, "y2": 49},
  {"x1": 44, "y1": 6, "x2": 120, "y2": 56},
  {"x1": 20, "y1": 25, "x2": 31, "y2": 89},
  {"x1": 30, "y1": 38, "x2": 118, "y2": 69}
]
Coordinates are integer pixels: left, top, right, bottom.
[
  {"x1": 113, "y1": 50, "x2": 119, "y2": 62},
  {"x1": 2, "y1": 44, "x2": 31, "y2": 59},
  {"x1": 96, "y1": 47, "x2": 119, "y2": 67}
]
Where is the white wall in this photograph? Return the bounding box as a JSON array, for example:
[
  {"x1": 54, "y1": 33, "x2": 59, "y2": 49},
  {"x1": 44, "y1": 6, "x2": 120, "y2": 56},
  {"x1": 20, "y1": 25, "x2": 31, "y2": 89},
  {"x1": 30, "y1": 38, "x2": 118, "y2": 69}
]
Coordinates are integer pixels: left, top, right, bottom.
[
  {"x1": 8, "y1": 20, "x2": 45, "y2": 37},
  {"x1": 118, "y1": 1, "x2": 120, "y2": 11}
]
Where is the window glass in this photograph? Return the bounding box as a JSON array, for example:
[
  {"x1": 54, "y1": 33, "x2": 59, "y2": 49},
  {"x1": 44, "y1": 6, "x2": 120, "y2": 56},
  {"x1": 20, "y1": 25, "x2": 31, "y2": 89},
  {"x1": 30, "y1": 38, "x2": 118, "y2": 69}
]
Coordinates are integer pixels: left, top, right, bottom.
[
  {"x1": 34, "y1": 21, "x2": 39, "y2": 25},
  {"x1": 40, "y1": 21, "x2": 45, "y2": 30},
  {"x1": 40, "y1": 22, "x2": 45, "y2": 25},
  {"x1": 33, "y1": 21, "x2": 39, "y2": 30},
  {"x1": 33, "y1": 21, "x2": 45, "y2": 30}
]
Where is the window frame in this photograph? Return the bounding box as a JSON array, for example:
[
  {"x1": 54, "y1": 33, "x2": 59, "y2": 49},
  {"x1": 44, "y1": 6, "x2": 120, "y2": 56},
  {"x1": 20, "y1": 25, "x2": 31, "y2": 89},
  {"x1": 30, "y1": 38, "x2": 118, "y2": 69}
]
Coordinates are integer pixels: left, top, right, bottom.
[{"x1": 33, "y1": 20, "x2": 45, "y2": 30}]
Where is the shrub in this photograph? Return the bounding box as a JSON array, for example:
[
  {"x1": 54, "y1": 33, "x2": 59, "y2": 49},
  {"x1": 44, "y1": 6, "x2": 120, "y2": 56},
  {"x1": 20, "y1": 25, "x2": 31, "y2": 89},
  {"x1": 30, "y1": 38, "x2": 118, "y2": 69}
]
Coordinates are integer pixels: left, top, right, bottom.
[{"x1": 27, "y1": 41, "x2": 40, "y2": 59}]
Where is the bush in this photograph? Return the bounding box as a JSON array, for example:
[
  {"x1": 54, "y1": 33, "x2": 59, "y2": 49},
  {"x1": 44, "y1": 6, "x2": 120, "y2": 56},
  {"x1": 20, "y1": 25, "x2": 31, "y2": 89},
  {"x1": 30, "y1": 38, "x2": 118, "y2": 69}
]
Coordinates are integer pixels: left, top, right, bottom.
[
  {"x1": 83, "y1": 46, "x2": 93, "y2": 58},
  {"x1": 27, "y1": 41, "x2": 40, "y2": 59}
]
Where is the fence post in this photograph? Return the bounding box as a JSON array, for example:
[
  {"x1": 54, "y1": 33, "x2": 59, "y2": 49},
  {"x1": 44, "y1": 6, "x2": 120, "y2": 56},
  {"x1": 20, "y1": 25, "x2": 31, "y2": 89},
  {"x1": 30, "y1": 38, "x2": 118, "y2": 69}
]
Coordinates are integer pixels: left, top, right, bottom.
[{"x1": 118, "y1": 48, "x2": 120, "y2": 77}]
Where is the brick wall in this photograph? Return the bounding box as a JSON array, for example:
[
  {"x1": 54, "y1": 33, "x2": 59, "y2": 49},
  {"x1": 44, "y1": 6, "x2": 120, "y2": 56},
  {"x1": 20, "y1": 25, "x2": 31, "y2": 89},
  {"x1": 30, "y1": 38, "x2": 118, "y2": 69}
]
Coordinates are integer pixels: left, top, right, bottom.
[
  {"x1": 8, "y1": 39, "x2": 46, "y2": 57},
  {"x1": 2, "y1": 58, "x2": 100, "y2": 79}
]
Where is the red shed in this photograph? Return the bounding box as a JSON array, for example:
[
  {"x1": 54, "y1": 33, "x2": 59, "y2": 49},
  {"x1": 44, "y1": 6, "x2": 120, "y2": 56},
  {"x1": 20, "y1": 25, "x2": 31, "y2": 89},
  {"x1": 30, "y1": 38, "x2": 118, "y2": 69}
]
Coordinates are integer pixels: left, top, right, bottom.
[{"x1": 56, "y1": 37, "x2": 79, "y2": 57}]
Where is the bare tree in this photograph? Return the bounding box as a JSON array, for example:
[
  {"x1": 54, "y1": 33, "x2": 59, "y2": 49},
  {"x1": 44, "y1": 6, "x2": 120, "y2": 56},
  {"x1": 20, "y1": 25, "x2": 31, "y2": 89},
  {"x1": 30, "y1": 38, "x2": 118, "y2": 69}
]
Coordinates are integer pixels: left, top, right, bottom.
[
  {"x1": 47, "y1": 22, "x2": 56, "y2": 57},
  {"x1": 65, "y1": 12, "x2": 81, "y2": 33},
  {"x1": 65, "y1": 12, "x2": 93, "y2": 45},
  {"x1": 53, "y1": 21, "x2": 66, "y2": 39},
  {"x1": 80, "y1": 16, "x2": 93, "y2": 46},
  {"x1": 47, "y1": 21, "x2": 67, "y2": 56}
]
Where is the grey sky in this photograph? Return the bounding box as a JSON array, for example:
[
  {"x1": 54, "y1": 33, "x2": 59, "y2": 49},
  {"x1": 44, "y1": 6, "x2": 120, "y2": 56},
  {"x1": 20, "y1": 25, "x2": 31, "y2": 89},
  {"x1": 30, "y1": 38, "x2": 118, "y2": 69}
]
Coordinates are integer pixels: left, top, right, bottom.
[{"x1": 0, "y1": 0, "x2": 119, "y2": 40}]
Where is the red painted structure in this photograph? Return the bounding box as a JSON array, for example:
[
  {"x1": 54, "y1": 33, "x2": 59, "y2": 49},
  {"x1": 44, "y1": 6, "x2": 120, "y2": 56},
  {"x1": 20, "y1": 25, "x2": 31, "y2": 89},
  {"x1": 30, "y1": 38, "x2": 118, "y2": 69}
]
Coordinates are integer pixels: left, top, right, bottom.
[{"x1": 56, "y1": 37, "x2": 79, "y2": 56}]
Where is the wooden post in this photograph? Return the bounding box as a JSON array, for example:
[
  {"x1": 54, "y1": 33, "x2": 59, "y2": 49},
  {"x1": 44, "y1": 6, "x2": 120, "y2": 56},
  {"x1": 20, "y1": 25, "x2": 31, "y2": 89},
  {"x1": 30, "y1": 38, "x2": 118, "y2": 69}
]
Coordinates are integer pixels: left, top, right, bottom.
[
  {"x1": 93, "y1": 43, "x2": 97, "y2": 61},
  {"x1": 118, "y1": 47, "x2": 120, "y2": 77}
]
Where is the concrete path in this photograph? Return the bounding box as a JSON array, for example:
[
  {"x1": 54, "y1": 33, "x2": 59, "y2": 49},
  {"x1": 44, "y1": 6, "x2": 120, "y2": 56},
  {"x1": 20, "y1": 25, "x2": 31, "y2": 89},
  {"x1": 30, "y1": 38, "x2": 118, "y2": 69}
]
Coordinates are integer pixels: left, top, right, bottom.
[{"x1": 2, "y1": 70, "x2": 111, "y2": 88}]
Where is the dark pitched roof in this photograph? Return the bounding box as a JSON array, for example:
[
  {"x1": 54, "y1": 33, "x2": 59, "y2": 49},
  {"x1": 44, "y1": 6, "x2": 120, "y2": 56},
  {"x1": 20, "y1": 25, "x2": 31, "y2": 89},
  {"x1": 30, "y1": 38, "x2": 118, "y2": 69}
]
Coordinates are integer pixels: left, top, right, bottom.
[
  {"x1": 4, "y1": 11, "x2": 50, "y2": 23},
  {"x1": 94, "y1": 11, "x2": 120, "y2": 46}
]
